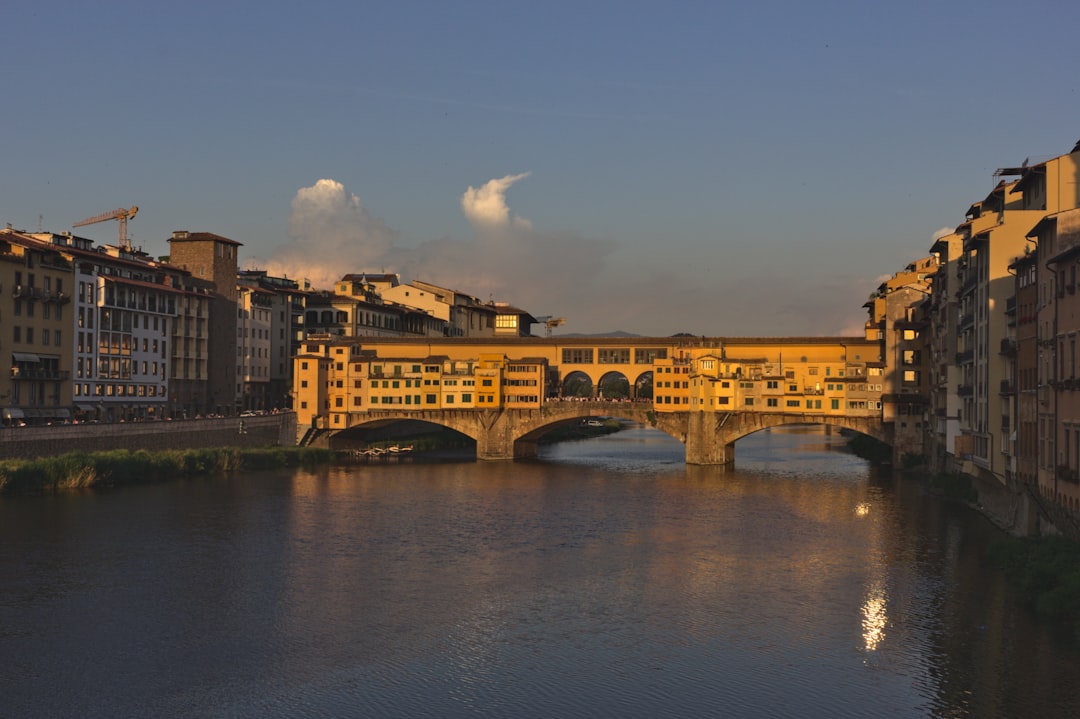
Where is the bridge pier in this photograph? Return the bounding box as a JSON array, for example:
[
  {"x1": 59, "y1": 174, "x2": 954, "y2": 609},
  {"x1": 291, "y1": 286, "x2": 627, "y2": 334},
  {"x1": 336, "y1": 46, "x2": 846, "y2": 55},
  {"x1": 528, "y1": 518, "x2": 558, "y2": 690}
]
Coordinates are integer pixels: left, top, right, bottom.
[{"x1": 685, "y1": 412, "x2": 735, "y2": 466}]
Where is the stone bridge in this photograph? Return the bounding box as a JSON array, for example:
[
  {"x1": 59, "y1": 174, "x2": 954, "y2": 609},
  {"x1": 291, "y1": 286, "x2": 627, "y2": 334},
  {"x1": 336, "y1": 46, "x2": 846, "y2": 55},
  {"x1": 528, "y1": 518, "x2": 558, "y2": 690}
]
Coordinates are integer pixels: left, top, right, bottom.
[{"x1": 320, "y1": 402, "x2": 892, "y2": 465}]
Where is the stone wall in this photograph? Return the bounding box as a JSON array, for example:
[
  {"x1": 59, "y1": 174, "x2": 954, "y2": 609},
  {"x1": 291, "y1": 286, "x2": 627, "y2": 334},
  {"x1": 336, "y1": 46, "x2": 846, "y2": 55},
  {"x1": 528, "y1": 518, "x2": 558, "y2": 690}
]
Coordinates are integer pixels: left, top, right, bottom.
[{"x1": 0, "y1": 413, "x2": 297, "y2": 461}]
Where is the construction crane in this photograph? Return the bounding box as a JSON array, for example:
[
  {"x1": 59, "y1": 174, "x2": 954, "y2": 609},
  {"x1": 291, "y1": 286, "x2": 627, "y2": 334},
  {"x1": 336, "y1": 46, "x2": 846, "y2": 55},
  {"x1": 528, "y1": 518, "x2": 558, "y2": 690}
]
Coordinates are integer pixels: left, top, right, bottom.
[
  {"x1": 535, "y1": 316, "x2": 566, "y2": 337},
  {"x1": 73, "y1": 205, "x2": 139, "y2": 250}
]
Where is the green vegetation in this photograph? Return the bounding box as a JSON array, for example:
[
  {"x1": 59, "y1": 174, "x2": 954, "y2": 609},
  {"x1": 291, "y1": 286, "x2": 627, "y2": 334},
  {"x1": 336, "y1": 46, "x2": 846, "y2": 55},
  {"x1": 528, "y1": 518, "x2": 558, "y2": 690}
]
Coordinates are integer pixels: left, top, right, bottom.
[
  {"x1": 0, "y1": 446, "x2": 335, "y2": 496},
  {"x1": 989, "y1": 535, "x2": 1080, "y2": 641}
]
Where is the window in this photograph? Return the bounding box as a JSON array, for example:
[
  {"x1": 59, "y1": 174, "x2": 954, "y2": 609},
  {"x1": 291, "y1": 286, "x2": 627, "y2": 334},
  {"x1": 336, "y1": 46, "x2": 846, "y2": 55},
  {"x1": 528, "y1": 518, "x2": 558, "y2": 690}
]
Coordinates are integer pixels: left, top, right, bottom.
[
  {"x1": 766, "y1": 398, "x2": 778, "y2": 407},
  {"x1": 562, "y1": 348, "x2": 594, "y2": 364},
  {"x1": 599, "y1": 348, "x2": 631, "y2": 364}
]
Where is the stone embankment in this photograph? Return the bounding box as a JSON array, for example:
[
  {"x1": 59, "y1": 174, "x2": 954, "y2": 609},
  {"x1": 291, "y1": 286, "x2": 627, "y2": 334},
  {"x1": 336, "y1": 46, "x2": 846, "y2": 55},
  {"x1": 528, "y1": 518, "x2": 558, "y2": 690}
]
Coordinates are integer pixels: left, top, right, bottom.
[{"x1": 0, "y1": 413, "x2": 297, "y2": 461}]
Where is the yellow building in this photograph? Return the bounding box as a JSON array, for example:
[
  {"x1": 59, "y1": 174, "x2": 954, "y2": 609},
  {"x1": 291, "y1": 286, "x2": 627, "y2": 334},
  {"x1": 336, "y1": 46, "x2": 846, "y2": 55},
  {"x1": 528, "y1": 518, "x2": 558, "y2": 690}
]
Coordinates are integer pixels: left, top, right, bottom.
[
  {"x1": 292, "y1": 342, "x2": 547, "y2": 432},
  {"x1": 682, "y1": 342, "x2": 882, "y2": 419},
  {"x1": 1, "y1": 231, "x2": 75, "y2": 425}
]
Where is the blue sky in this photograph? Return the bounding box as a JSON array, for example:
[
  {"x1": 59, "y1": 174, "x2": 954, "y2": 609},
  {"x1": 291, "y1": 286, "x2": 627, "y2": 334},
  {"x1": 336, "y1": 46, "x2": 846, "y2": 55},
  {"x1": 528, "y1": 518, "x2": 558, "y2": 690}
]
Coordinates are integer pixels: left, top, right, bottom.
[{"x1": 4, "y1": 1, "x2": 1079, "y2": 336}]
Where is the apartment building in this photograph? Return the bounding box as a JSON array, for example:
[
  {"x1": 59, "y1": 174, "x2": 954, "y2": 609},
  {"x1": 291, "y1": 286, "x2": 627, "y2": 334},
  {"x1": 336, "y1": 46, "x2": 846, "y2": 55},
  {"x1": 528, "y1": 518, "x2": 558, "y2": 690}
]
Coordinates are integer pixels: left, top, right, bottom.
[
  {"x1": 292, "y1": 341, "x2": 545, "y2": 432},
  {"x1": 238, "y1": 270, "x2": 307, "y2": 410},
  {"x1": 0, "y1": 229, "x2": 74, "y2": 425},
  {"x1": 1009, "y1": 249, "x2": 1038, "y2": 488},
  {"x1": 684, "y1": 341, "x2": 884, "y2": 419},
  {"x1": 236, "y1": 284, "x2": 273, "y2": 411},
  {"x1": 951, "y1": 179, "x2": 1044, "y2": 483},
  {"x1": 863, "y1": 257, "x2": 937, "y2": 461},
  {"x1": 925, "y1": 231, "x2": 965, "y2": 473},
  {"x1": 167, "y1": 231, "x2": 240, "y2": 415},
  {"x1": 407, "y1": 280, "x2": 497, "y2": 337},
  {"x1": 1026, "y1": 206, "x2": 1080, "y2": 511}
]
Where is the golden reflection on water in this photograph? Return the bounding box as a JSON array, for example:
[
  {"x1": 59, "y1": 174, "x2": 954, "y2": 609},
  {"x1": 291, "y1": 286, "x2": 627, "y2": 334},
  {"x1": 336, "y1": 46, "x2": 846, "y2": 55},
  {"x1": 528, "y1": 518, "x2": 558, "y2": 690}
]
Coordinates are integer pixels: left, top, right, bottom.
[{"x1": 861, "y1": 581, "x2": 888, "y2": 651}]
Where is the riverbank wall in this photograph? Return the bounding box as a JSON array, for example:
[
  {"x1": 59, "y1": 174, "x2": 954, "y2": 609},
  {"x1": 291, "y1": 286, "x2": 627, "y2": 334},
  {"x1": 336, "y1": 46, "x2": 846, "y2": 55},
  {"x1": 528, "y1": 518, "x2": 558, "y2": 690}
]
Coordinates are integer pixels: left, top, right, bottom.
[
  {"x1": 940, "y1": 457, "x2": 1080, "y2": 542},
  {"x1": 0, "y1": 413, "x2": 297, "y2": 461}
]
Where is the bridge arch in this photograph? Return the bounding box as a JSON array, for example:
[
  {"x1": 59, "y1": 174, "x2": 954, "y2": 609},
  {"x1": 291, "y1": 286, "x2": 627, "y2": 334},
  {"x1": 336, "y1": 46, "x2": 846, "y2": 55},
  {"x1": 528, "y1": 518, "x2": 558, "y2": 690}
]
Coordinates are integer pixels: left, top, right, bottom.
[
  {"x1": 686, "y1": 411, "x2": 892, "y2": 466},
  {"x1": 561, "y1": 371, "x2": 594, "y2": 398},
  {"x1": 597, "y1": 371, "x2": 631, "y2": 399},
  {"x1": 322, "y1": 415, "x2": 481, "y2": 452},
  {"x1": 316, "y1": 408, "x2": 890, "y2": 465},
  {"x1": 512, "y1": 403, "x2": 686, "y2": 452}
]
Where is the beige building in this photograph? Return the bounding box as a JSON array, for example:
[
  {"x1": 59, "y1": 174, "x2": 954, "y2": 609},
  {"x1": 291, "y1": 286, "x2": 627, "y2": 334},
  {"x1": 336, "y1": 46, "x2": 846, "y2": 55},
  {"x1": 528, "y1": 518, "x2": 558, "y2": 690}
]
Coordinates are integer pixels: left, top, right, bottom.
[
  {"x1": 0, "y1": 229, "x2": 74, "y2": 425},
  {"x1": 952, "y1": 179, "x2": 1043, "y2": 483},
  {"x1": 236, "y1": 284, "x2": 273, "y2": 411}
]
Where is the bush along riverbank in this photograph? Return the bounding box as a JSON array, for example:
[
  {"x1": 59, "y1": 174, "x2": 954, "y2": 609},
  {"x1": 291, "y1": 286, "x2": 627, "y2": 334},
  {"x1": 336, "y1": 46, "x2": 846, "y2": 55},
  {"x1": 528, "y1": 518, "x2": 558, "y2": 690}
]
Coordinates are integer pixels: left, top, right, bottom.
[
  {"x1": 988, "y1": 534, "x2": 1080, "y2": 641},
  {"x1": 0, "y1": 446, "x2": 336, "y2": 496}
]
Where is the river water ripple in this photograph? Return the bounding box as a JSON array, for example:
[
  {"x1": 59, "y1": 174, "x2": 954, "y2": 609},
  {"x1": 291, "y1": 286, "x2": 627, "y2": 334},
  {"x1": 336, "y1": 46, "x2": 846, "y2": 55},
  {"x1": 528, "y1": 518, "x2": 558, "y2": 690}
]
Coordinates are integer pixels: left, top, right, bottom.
[{"x1": 1, "y1": 426, "x2": 1078, "y2": 718}]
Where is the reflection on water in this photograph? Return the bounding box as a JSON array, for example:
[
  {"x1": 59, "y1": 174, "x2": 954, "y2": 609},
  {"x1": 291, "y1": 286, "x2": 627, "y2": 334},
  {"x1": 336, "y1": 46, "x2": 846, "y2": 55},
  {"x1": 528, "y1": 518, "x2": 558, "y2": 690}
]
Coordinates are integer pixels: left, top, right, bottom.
[{"x1": 1, "y1": 425, "x2": 1078, "y2": 718}]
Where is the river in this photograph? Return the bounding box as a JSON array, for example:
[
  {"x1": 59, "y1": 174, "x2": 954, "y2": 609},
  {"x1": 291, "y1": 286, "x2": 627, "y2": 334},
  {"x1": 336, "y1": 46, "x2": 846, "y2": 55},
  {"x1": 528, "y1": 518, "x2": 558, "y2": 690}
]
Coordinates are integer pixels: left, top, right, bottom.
[{"x1": 1, "y1": 425, "x2": 1078, "y2": 718}]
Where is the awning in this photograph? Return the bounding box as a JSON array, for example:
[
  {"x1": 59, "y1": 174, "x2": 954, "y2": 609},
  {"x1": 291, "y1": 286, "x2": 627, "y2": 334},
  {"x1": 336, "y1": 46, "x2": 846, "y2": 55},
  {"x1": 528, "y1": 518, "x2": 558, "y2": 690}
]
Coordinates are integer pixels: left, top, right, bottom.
[
  {"x1": 2, "y1": 408, "x2": 25, "y2": 419},
  {"x1": 76, "y1": 404, "x2": 97, "y2": 413},
  {"x1": 12, "y1": 352, "x2": 40, "y2": 363}
]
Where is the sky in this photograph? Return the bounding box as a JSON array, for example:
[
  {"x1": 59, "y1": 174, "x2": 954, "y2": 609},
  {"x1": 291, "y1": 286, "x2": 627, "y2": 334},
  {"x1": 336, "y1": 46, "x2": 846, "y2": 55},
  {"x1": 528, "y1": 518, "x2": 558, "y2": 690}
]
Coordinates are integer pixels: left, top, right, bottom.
[{"x1": 3, "y1": 1, "x2": 1079, "y2": 337}]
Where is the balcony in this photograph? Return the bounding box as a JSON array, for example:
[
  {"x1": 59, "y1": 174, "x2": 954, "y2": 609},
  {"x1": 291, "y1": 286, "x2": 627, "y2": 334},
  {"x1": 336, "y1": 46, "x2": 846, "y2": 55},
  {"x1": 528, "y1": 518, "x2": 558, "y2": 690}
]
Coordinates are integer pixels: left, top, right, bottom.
[
  {"x1": 999, "y1": 338, "x2": 1017, "y2": 356},
  {"x1": 955, "y1": 350, "x2": 974, "y2": 365},
  {"x1": 1057, "y1": 465, "x2": 1079, "y2": 484},
  {"x1": 958, "y1": 313, "x2": 975, "y2": 331},
  {"x1": 999, "y1": 379, "x2": 1015, "y2": 395},
  {"x1": 957, "y1": 384, "x2": 974, "y2": 397},
  {"x1": 11, "y1": 368, "x2": 71, "y2": 381}
]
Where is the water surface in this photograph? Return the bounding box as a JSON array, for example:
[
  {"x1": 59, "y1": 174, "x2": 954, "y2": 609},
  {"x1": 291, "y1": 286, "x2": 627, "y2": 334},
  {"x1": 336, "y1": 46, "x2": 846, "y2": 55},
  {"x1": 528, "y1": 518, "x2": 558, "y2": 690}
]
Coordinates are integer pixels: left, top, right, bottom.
[{"x1": 1, "y1": 426, "x2": 1077, "y2": 718}]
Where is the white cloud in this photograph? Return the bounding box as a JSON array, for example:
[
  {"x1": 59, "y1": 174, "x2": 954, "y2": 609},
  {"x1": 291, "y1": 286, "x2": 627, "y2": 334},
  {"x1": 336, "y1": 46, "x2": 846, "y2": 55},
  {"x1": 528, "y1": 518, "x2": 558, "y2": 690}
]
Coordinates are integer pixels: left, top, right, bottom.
[
  {"x1": 461, "y1": 172, "x2": 533, "y2": 230},
  {"x1": 250, "y1": 175, "x2": 614, "y2": 326},
  {"x1": 931, "y1": 226, "x2": 954, "y2": 241},
  {"x1": 249, "y1": 179, "x2": 401, "y2": 289}
]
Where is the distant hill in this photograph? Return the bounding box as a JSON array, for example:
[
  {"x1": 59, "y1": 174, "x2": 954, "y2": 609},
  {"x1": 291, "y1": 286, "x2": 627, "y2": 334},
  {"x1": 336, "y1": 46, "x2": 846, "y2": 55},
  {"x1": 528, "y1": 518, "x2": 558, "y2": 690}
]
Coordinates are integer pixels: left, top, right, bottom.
[{"x1": 553, "y1": 330, "x2": 642, "y2": 338}]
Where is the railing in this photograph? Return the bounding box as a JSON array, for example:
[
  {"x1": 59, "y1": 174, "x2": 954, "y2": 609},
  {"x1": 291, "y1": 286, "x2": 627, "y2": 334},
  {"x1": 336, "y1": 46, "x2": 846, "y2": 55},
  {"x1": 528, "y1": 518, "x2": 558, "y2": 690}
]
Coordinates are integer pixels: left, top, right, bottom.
[
  {"x1": 999, "y1": 338, "x2": 1017, "y2": 355},
  {"x1": 957, "y1": 384, "x2": 974, "y2": 397},
  {"x1": 999, "y1": 379, "x2": 1015, "y2": 395},
  {"x1": 955, "y1": 350, "x2": 974, "y2": 364},
  {"x1": 9, "y1": 286, "x2": 70, "y2": 303},
  {"x1": 11, "y1": 369, "x2": 71, "y2": 381}
]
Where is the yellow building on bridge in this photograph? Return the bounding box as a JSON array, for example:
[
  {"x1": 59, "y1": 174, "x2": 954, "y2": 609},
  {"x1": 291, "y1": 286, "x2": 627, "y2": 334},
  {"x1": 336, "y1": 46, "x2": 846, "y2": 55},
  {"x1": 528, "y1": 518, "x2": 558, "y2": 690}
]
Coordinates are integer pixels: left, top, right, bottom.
[{"x1": 293, "y1": 336, "x2": 885, "y2": 437}]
